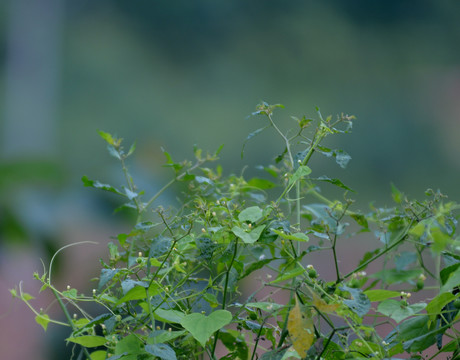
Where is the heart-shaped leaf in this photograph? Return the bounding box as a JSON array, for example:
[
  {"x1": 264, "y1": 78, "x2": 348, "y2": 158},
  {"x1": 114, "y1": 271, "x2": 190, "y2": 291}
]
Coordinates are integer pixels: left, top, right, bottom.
[
  {"x1": 232, "y1": 225, "x2": 266, "y2": 244},
  {"x1": 66, "y1": 335, "x2": 107, "y2": 348},
  {"x1": 180, "y1": 310, "x2": 232, "y2": 346},
  {"x1": 238, "y1": 206, "x2": 263, "y2": 223},
  {"x1": 377, "y1": 299, "x2": 427, "y2": 323}
]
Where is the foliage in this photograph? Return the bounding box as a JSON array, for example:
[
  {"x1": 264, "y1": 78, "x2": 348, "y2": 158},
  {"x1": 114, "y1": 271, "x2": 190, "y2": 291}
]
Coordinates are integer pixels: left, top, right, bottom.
[{"x1": 12, "y1": 103, "x2": 460, "y2": 359}]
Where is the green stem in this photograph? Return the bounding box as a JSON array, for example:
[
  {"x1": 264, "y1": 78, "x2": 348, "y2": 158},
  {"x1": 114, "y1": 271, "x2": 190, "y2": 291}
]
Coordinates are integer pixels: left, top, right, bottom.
[
  {"x1": 331, "y1": 232, "x2": 340, "y2": 282},
  {"x1": 250, "y1": 315, "x2": 270, "y2": 360},
  {"x1": 295, "y1": 181, "x2": 301, "y2": 254},
  {"x1": 211, "y1": 238, "x2": 239, "y2": 356},
  {"x1": 121, "y1": 156, "x2": 141, "y2": 213},
  {"x1": 141, "y1": 159, "x2": 206, "y2": 217},
  {"x1": 267, "y1": 113, "x2": 294, "y2": 166},
  {"x1": 340, "y1": 221, "x2": 414, "y2": 282},
  {"x1": 51, "y1": 288, "x2": 93, "y2": 360}
]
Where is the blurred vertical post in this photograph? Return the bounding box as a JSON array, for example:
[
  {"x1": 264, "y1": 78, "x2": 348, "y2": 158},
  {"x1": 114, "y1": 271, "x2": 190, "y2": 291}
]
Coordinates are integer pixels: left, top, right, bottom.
[{"x1": 2, "y1": 0, "x2": 64, "y2": 159}]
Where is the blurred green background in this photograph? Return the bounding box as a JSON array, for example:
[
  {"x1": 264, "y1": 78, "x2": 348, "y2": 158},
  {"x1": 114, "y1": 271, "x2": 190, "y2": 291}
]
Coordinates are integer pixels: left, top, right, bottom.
[{"x1": 1, "y1": 1, "x2": 460, "y2": 359}]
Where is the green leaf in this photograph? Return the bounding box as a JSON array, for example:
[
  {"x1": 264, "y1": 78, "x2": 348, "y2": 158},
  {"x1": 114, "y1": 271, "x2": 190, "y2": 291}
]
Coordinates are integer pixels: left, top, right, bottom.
[
  {"x1": 426, "y1": 292, "x2": 455, "y2": 319},
  {"x1": 260, "y1": 347, "x2": 294, "y2": 360},
  {"x1": 272, "y1": 229, "x2": 309, "y2": 242},
  {"x1": 107, "y1": 145, "x2": 121, "y2": 160},
  {"x1": 385, "y1": 315, "x2": 437, "y2": 353},
  {"x1": 288, "y1": 165, "x2": 312, "y2": 187},
  {"x1": 127, "y1": 141, "x2": 137, "y2": 157},
  {"x1": 81, "y1": 176, "x2": 124, "y2": 196},
  {"x1": 246, "y1": 302, "x2": 284, "y2": 312},
  {"x1": 89, "y1": 351, "x2": 107, "y2": 360},
  {"x1": 149, "y1": 235, "x2": 172, "y2": 258},
  {"x1": 241, "y1": 126, "x2": 270, "y2": 158},
  {"x1": 203, "y1": 293, "x2": 219, "y2": 308},
  {"x1": 232, "y1": 225, "x2": 266, "y2": 244},
  {"x1": 409, "y1": 219, "x2": 430, "y2": 238},
  {"x1": 98, "y1": 268, "x2": 120, "y2": 290},
  {"x1": 377, "y1": 299, "x2": 427, "y2": 323},
  {"x1": 431, "y1": 227, "x2": 453, "y2": 253},
  {"x1": 241, "y1": 257, "x2": 279, "y2": 279},
  {"x1": 394, "y1": 251, "x2": 417, "y2": 271},
  {"x1": 334, "y1": 150, "x2": 351, "y2": 169},
  {"x1": 145, "y1": 343, "x2": 177, "y2": 360},
  {"x1": 106, "y1": 354, "x2": 128, "y2": 360},
  {"x1": 148, "y1": 330, "x2": 186, "y2": 344},
  {"x1": 349, "y1": 212, "x2": 369, "y2": 229},
  {"x1": 134, "y1": 221, "x2": 155, "y2": 232},
  {"x1": 180, "y1": 310, "x2": 232, "y2": 347},
  {"x1": 62, "y1": 288, "x2": 78, "y2": 299},
  {"x1": 21, "y1": 292, "x2": 35, "y2": 301},
  {"x1": 116, "y1": 282, "x2": 160, "y2": 306},
  {"x1": 219, "y1": 330, "x2": 249, "y2": 360},
  {"x1": 270, "y1": 266, "x2": 305, "y2": 284},
  {"x1": 316, "y1": 146, "x2": 351, "y2": 169},
  {"x1": 98, "y1": 130, "x2": 116, "y2": 145},
  {"x1": 316, "y1": 176, "x2": 355, "y2": 192},
  {"x1": 66, "y1": 335, "x2": 107, "y2": 347},
  {"x1": 391, "y1": 183, "x2": 403, "y2": 203},
  {"x1": 35, "y1": 314, "x2": 50, "y2": 331},
  {"x1": 238, "y1": 206, "x2": 263, "y2": 223},
  {"x1": 371, "y1": 268, "x2": 421, "y2": 285},
  {"x1": 440, "y1": 265, "x2": 460, "y2": 293},
  {"x1": 247, "y1": 177, "x2": 276, "y2": 189},
  {"x1": 115, "y1": 334, "x2": 142, "y2": 356},
  {"x1": 123, "y1": 187, "x2": 138, "y2": 200},
  {"x1": 153, "y1": 308, "x2": 186, "y2": 324},
  {"x1": 340, "y1": 286, "x2": 371, "y2": 317},
  {"x1": 74, "y1": 314, "x2": 112, "y2": 334},
  {"x1": 364, "y1": 289, "x2": 401, "y2": 302},
  {"x1": 440, "y1": 263, "x2": 460, "y2": 285}
]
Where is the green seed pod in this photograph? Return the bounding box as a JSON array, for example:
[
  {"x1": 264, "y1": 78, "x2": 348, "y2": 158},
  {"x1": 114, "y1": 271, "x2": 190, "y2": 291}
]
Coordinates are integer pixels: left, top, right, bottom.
[
  {"x1": 453, "y1": 298, "x2": 460, "y2": 310},
  {"x1": 416, "y1": 278, "x2": 424, "y2": 290}
]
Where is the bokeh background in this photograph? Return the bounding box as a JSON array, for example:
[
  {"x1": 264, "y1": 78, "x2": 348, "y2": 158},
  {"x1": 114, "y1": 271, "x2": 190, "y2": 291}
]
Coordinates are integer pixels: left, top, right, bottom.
[{"x1": 1, "y1": 1, "x2": 460, "y2": 359}]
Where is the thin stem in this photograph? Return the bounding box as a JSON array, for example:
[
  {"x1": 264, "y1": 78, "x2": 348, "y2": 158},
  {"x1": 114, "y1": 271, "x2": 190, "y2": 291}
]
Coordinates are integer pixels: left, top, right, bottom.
[
  {"x1": 49, "y1": 241, "x2": 98, "y2": 286},
  {"x1": 295, "y1": 181, "x2": 301, "y2": 254},
  {"x1": 250, "y1": 315, "x2": 271, "y2": 360},
  {"x1": 341, "y1": 220, "x2": 414, "y2": 282},
  {"x1": 267, "y1": 113, "x2": 294, "y2": 166},
  {"x1": 331, "y1": 232, "x2": 340, "y2": 282},
  {"x1": 141, "y1": 158, "x2": 206, "y2": 216},
  {"x1": 211, "y1": 238, "x2": 239, "y2": 356},
  {"x1": 121, "y1": 156, "x2": 141, "y2": 213},
  {"x1": 51, "y1": 288, "x2": 93, "y2": 360}
]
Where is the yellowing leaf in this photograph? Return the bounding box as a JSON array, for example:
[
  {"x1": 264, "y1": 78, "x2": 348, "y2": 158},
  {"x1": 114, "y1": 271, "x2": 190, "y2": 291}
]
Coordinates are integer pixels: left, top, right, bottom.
[
  {"x1": 287, "y1": 297, "x2": 314, "y2": 357},
  {"x1": 312, "y1": 291, "x2": 339, "y2": 314}
]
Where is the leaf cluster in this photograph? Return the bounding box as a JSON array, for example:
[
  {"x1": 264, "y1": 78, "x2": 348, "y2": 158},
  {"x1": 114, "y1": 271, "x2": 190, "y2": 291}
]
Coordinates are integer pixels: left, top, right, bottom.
[{"x1": 12, "y1": 104, "x2": 460, "y2": 360}]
